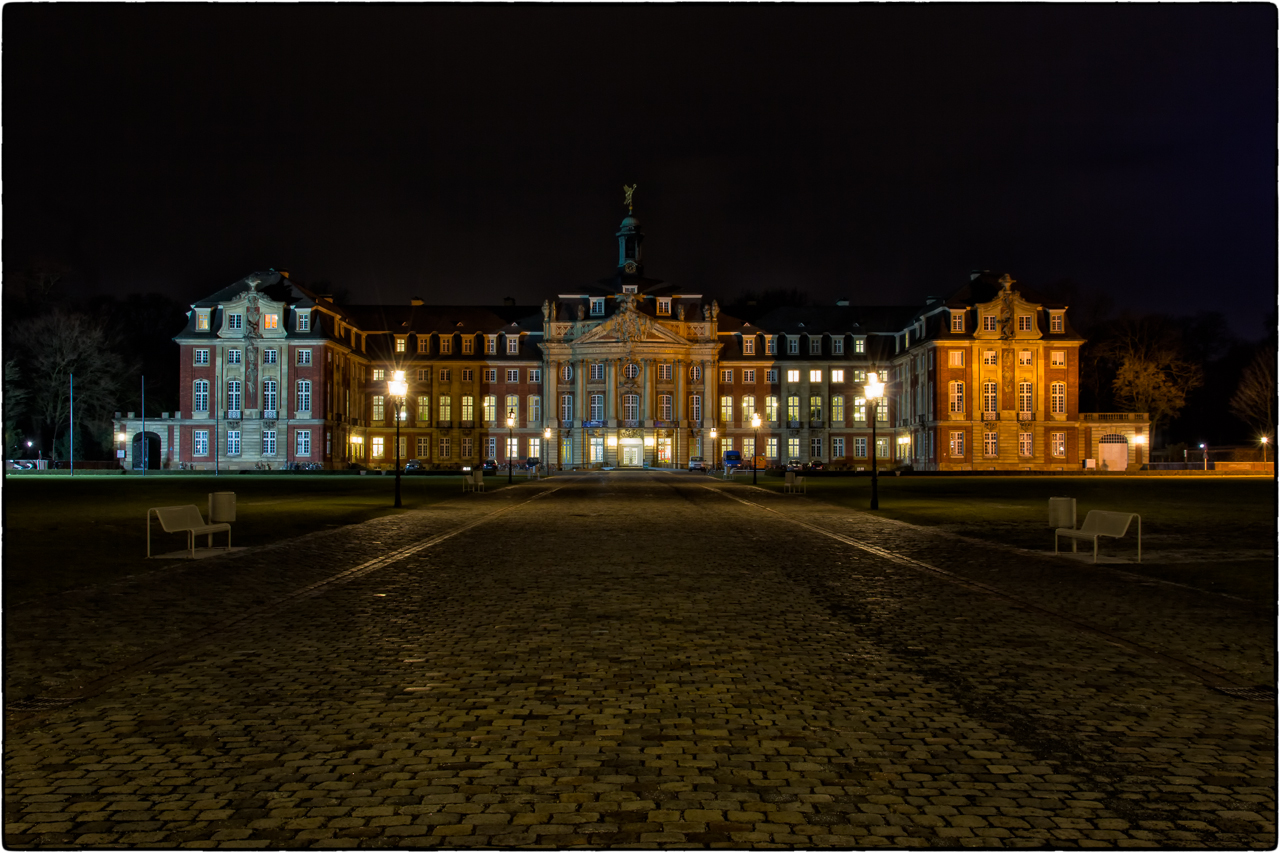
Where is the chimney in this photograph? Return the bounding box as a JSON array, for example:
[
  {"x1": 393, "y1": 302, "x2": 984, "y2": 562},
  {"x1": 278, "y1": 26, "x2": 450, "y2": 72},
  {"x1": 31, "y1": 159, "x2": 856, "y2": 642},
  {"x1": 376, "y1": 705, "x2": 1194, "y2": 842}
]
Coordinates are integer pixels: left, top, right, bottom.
[{"x1": 411, "y1": 297, "x2": 424, "y2": 306}]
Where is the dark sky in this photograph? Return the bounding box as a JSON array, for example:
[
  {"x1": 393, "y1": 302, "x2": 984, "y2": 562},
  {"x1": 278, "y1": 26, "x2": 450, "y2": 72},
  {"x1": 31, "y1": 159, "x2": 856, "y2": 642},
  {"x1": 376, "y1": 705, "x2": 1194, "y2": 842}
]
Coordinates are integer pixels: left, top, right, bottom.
[{"x1": 5, "y1": 4, "x2": 1276, "y2": 338}]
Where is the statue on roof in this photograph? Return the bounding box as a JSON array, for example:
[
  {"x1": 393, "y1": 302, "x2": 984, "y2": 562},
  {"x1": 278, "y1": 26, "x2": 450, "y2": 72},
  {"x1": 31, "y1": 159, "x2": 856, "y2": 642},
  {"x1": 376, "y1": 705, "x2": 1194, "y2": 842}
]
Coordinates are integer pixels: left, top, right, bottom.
[{"x1": 623, "y1": 184, "x2": 637, "y2": 212}]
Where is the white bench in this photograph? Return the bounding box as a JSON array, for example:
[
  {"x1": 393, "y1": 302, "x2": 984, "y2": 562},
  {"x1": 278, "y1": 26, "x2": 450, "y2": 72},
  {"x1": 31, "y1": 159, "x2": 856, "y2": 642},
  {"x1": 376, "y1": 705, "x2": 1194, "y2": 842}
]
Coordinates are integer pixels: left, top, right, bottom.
[
  {"x1": 147, "y1": 505, "x2": 231, "y2": 559},
  {"x1": 463, "y1": 469, "x2": 486, "y2": 493},
  {"x1": 783, "y1": 472, "x2": 806, "y2": 494},
  {"x1": 1055, "y1": 510, "x2": 1141, "y2": 563}
]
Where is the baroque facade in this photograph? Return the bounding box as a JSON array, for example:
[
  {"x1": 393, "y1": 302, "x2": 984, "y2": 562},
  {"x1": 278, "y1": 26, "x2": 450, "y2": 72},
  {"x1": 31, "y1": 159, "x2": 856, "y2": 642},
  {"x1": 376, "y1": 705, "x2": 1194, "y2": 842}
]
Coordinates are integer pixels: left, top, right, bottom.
[{"x1": 114, "y1": 206, "x2": 1149, "y2": 473}]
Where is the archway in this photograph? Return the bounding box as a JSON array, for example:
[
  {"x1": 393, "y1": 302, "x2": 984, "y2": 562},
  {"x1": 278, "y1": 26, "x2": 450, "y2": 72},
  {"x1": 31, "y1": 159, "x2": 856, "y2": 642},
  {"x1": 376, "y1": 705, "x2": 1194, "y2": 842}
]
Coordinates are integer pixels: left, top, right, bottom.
[
  {"x1": 132, "y1": 432, "x2": 162, "y2": 470},
  {"x1": 1098, "y1": 434, "x2": 1129, "y2": 472}
]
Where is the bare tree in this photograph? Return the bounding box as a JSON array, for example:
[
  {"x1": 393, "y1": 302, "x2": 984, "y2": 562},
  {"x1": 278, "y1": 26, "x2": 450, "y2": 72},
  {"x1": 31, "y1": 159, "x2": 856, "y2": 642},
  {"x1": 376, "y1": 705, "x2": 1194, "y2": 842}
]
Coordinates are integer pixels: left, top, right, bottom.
[
  {"x1": 1101, "y1": 316, "x2": 1203, "y2": 443},
  {"x1": 4, "y1": 360, "x2": 29, "y2": 456},
  {"x1": 1229, "y1": 346, "x2": 1277, "y2": 439},
  {"x1": 11, "y1": 311, "x2": 127, "y2": 458}
]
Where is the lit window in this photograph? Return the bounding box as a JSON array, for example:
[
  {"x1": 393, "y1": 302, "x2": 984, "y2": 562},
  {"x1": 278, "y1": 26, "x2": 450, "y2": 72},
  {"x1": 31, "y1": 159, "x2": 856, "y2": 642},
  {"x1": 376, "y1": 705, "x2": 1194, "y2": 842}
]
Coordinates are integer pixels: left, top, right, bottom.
[
  {"x1": 831, "y1": 369, "x2": 844, "y2": 383},
  {"x1": 196, "y1": 312, "x2": 210, "y2": 331},
  {"x1": 483, "y1": 396, "x2": 497, "y2": 422},
  {"x1": 528, "y1": 396, "x2": 541, "y2": 425},
  {"x1": 831, "y1": 396, "x2": 844, "y2": 423},
  {"x1": 373, "y1": 368, "x2": 386, "y2": 381},
  {"x1": 1051, "y1": 351, "x2": 1066, "y2": 367},
  {"x1": 809, "y1": 396, "x2": 822, "y2": 421},
  {"x1": 809, "y1": 369, "x2": 822, "y2": 383},
  {"x1": 263, "y1": 314, "x2": 279, "y2": 330},
  {"x1": 372, "y1": 437, "x2": 385, "y2": 459},
  {"x1": 787, "y1": 395, "x2": 800, "y2": 421},
  {"x1": 855, "y1": 338, "x2": 866, "y2": 353},
  {"x1": 765, "y1": 396, "x2": 778, "y2": 421},
  {"x1": 372, "y1": 395, "x2": 385, "y2": 422},
  {"x1": 788, "y1": 437, "x2": 800, "y2": 459},
  {"x1": 439, "y1": 396, "x2": 452, "y2": 422},
  {"x1": 395, "y1": 338, "x2": 406, "y2": 353},
  {"x1": 424, "y1": 396, "x2": 436, "y2": 421},
  {"x1": 741, "y1": 395, "x2": 756, "y2": 421},
  {"x1": 505, "y1": 395, "x2": 519, "y2": 422},
  {"x1": 720, "y1": 395, "x2": 734, "y2": 422},
  {"x1": 787, "y1": 369, "x2": 800, "y2": 383}
]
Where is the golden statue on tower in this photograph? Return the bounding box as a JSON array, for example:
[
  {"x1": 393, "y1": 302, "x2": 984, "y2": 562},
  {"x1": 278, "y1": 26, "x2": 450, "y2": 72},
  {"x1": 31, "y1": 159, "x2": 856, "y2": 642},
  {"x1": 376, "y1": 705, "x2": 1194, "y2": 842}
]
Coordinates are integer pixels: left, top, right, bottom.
[{"x1": 623, "y1": 184, "x2": 637, "y2": 212}]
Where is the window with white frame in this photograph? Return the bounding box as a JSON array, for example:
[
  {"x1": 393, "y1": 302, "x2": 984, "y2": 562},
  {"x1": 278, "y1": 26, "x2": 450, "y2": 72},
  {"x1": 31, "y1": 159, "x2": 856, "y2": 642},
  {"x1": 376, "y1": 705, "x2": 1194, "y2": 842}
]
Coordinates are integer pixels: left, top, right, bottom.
[
  {"x1": 765, "y1": 395, "x2": 778, "y2": 421},
  {"x1": 462, "y1": 336, "x2": 475, "y2": 355},
  {"x1": 561, "y1": 394, "x2": 574, "y2": 421},
  {"x1": 624, "y1": 363, "x2": 640, "y2": 380},
  {"x1": 1018, "y1": 315, "x2": 1032, "y2": 331},
  {"x1": 528, "y1": 396, "x2": 541, "y2": 425},
  {"x1": 854, "y1": 436, "x2": 867, "y2": 457},
  {"x1": 831, "y1": 369, "x2": 844, "y2": 383},
  {"x1": 787, "y1": 437, "x2": 800, "y2": 459},
  {"x1": 439, "y1": 396, "x2": 452, "y2": 422},
  {"x1": 1051, "y1": 432, "x2": 1066, "y2": 457},
  {"x1": 983, "y1": 381, "x2": 997, "y2": 413},
  {"x1": 658, "y1": 363, "x2": 672, "y2": 381},
  {"x1": 483, "y1": 369, "x2": 497, "y2": 383},
  {"x1": 809, "y1": 396, "x2": 822, "y2": 421},
  {"x1": 831, "y1": 396, "x2": 845, "y2": 423},
  {"x1": 262, "y1": 379, "x2": 277, "y2": 414},
  {"x1": 441, "y1": 337, "x2": 453, "y2": 355},
  {"x1": 439, "y1": 368, "x2": 451, "y2": 382},
  {"x1": 529, "y1": 438, "x2": 541, "y2": 460},
  {"x1": 951, "y1": 312, "x2": 965, "y2": 333},
  {"x1": 504, "y1": 395, "x2": 519, "y2": 423},
  {"x1": 1050, "y1": 350, "x2": 1065, "y2": 367},
  {"x1": 743, "y1": 336, "x2": 755, "y2": 355},
  {"x1": 785, "y1": 337, "x2": 798, "y2": 355},
  {"x1": 417, "y1": 436, "x2": 431, "y2": 458},
  {"x1": 690, "y1": 364, "x2": 702, "y2": 381},
  {"x1": 1018, "y1": 381, "x2": 1032, "y2": 413},
  {"x1": 1051, "y1": 381, "x2": 1065, "y2": 414},
  {"x1": 227, "y1": 349, "x2": 242, "y2": 365},
  {"x1": 720, "y1": 395, "x2": 733, "y2": 422},
  {"x1": 372, "y1": 437, "x2": 385, "y2": 459},
  {"x1": 809, "y1": 369, "x2": 822, "y2": 383},
  {"x1": 194, "y1": 349, "x2": 209, "y2": 365},
  {"x1": 853, "y1": 399, "x2": 866, "y2": 423},
  {"x1": 767, "y1": 336, "x2": 777, "y2": 355},
  {"x1": 483, "y1": 395, "x2": 497, "y2": 422},
  {"x1": 623, "y1": 284, "x2": 637, "y2": 294},
  {"x1": 1019, "y1": 350, "x2": 1032, "y2": 365},
  {"x1": 227, "y1": 313, "x2": 243, "y2": 331},
  {"x1": 395, "y1": 337, "x2": 406, "y2": 353},
  {"x1": 506, "y1": 369, "x2": 519, "y2": 382},
  {"x1": 811, "y1": 437, "x2": 823, "y2": 458},
  {"x1": 529, "y1": 368, "x2": 541, "y2": 383},
  {"x1": 193, "y1": 430, "x2": 209, "y2": 456},
  {"x1": 372, "y1": 368, "x2": 386, "y2": 381},
  {"x1": 742, "y1": 437, "x2": 754, "y2": 458},
  {"x1": 787, "y1": 395, "x2": 800, "y2": 421},
  {"x1": 481, "y1": 336, "x2": 494, "y2": 355},
  {"x1": 741, "y1": 395, "x2": 756, "y2": 421},
  {"x1": 227, "y1": 380, "x2": 242, "y2": 413},
  {"x1": 440, "y1": 436, "x2": 452, "y2": 459},
  {"x1": 983, "y1": 350, "x2": 997, "y2": 365},
  {"x1": 507, "y1": 336, "x2": 519, "y2": 355},
  {"x1": 264, "y1": 349, "x2": 277, "y2": 364},
  {"x1": 949, "y1": 350, "x2": 965, "y2": 367},
  {"x1": 658, "y1": 395, "x2": 672, "y2": 421},
  {"x1": 767, "y1": 436, "x2": 779, "y2": 459},
  {"x1": 832, "y1": 436, "x2": 846, "y2": 459},
  {"x1": 1050, "y1": 313, "x2": 1064, "y2": 333},
  {"x1": 853, "y1": 369, "x2": 867, "y2": 383},
  {"x1": 461, "y1": 436, "x2": 472, "y2": 458},
  {"x1": 372, "y1": 395, "x2": 385, "y2": 422},
  {"x1": 561, "y1": 364, "x2": 574, "y2": 381},
  {"x1": 809, "y1": 338, "x2": 821, "y2": 355},
  {"x1": 296, "y1": 380, "x2": 311, "y2": 412},
  {"x1": 193, "y1": 380, "x2": 209, "y2": 413},
  {"x1": 263, "y1": 430, "x2": 277, "y2": 456},
  {"x1": 505, "y1": 436, "x2": 518, "y2": 460},
  {"x1": 485, "y1": 437, "x2": 496, "y2": 458},
  {"x1": 425, "y1": 395, "x2": 437, "y2": 421},
  {"x1": 983, "y1": 315, "x2": 997, "y2": 332},
  {"x1": 295, "y1": 311, "x2": 310, "y2": 332},
  {"x1": 689, "y1": 394, "x2": 702, "y2": 423},
  {"x1": 589, "y1": 437, "x2": 604, "y2": 463},
  {"x1": 743, "y1": 369, "x2": 756, "y2": 383},
  {"x1": 657, "y1": 297, "x2": 671, "y2": 315},
  {"x1": 417, "y1": 369, "x2": 430, "y2": 382},
  {"x1": 832, "y1": 338, "x2": 844, "y2": 355},
  {"x1": 623, "y1": 394, "x2": 639, "y2": 420},
  {"x1": 877, "y1": 400, "x2": 888, "y2": 422},
  {"x1": 590, "y1": 297, "x2": 605, "y2": 316},
  {"x1": 949, "y1": 381, "x2": 965, "y2": 413},
  {"x1": 721, "y1": 369, "x2": 734, "y2": 383},
  {"x1": 1019, "y1": 432, "x2": 1032, "y2": 456},
  {"x1": 786, "y1": 369, "x2": 800, "y2": 383},
  {"x1": 949, "y1": 430, "x2": 965, "y2": 457},
  {"x1": 854, "y1": 338, "x2": 866, "y2": 353},
  {"x1": 984, "y1": 431, "x2": 998, "y2": 457},
  {"x1": 418, "y1": 337, "x2": 430, "y2": 354},
  {"x1": 297, "y1": 349, "x2": 312, "y2": 366},
  {"x1": 766, "y1": 369, "x2": 778, "y2": 383},
  {"x1": 196, "y1": 311, "x2": 210, "y2": 331},
  {"x1": 227, "y1": 429, "x2": 241, "y2": 455},
  {"x1": 590, "y1": 363, "x2": 605, "y2": 381}
]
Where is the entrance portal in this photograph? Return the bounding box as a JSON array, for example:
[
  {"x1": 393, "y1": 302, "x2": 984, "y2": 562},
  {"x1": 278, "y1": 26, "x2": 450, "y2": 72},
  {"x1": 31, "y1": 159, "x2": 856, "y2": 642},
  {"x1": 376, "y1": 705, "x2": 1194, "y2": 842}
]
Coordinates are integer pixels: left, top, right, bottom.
[
  {"x1": 1099, "y1": 434, "x2": 1129, "y2": 471},
  {"x1": 620, "y1": 439, "x2": 643, "y2": 467}
]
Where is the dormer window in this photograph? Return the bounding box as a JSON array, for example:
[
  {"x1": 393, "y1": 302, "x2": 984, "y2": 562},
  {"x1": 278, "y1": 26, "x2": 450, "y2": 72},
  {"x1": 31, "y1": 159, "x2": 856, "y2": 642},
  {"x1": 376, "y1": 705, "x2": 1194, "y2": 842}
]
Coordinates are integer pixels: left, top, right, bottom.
[
  {"x1": 951, "y1": 311, "x2": 965, "y2": 333},
  {"x1": 1018, "y1": 315, "x2": 1033, "y2": 332},
  {"x1": 590, "y1": 297, "x2": 605, "y2": 316},
  {"x1": 657, "y1": 297, "x2": 671, "y2": 315},
  {"x1": 395, "y1": 337, "x2": 406, "y2": 353},
  {"x1": 195, "y1": 310, "x2": 210, "y2": 331},
  {"x1": 263, "y1": 313, "x2": 279, "y2": 330},
  {"x1": 622, "y1": 285, "x2": 638, "y2": 294},
  {"x1": 462, "y1": 337, "x2": 474, "y2": 355},
  {"x1": 809, "y1": 338, "x2": 821, "y2": 355},
  {"x1": 788, "y1": 337, "x2": 800, "y2": 355},
  {"x1": 743, "y1": 336, "x2": 755, "y2": 355},
  {"x1": 854, "y1": 338, "x2": 866, "y2": 354},
  {"x1": 832, "y1": 338, "x2": 844, "y2": 355},
  {"x1": 440, "y1": 337, "x2": 452, "y2": 355},
  {"x1": 486, "y1": 336, "x2": 497, "y2": 355},
  {"x1": 227, "y1": 313, "x2": 243, "y2": 331},
  {"x1": 507, "y1": 336, "x2": 519, "y2": 355},
  {"x1": 1049, "y1": 312, "x2": 1064, "y2": 333},
  {"x1": 983, "y1": 315, "x2": 997, "y2": 332}
]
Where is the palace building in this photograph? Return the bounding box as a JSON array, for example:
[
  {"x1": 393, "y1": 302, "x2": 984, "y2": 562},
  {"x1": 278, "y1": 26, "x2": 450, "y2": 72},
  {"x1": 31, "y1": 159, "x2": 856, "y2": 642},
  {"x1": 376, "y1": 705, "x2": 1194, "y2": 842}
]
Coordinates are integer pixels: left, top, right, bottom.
[{"x1": 113, "y1": 203, "x2": 1149, "y2": 473}]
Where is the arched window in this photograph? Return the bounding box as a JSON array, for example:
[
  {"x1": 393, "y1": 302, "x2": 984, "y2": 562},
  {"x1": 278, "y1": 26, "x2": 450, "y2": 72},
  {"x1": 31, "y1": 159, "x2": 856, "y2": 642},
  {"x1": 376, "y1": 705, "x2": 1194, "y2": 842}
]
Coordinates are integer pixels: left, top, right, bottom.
[
  {"x1": 262, "y1": 379, "x2": 277, "y2": 414},
  {"x1": 505, "y1": 394, "x2": 519, "y2": 423},
  {"x1": 193, "y1": 379, "x2": 209, "y2": 413},
  {"x1": 983, "y1": 381, "x2": 997, "y2": 413},
  {"x1": 623, "y1": 394, "x2": 640, "y2": 420},
  {"x1": 227, "y1": 380, "x2": 242, "y2": 413},
  {"x1": 1051, "y1": 381, "x2": 1066, "y2": 414},
  {"x1": 949, "y1": 381, "x2": 964, "y2": 413},
  {"x1": 295, "y1": 379, "x2": 311, "y2": 412},
  {"x1": 1018, "y1": 381, "x2": 1033, "y2": 413}
]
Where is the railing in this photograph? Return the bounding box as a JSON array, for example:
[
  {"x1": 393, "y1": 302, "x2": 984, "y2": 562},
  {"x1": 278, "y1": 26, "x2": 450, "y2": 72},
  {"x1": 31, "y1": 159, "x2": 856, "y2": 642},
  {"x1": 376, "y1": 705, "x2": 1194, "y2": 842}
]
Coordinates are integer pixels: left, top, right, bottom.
[
  {"x1": 263, "y1": 410, "x2": 278, "y2": 420},
  {"x1": 561, "y1": 420, "x2": 575, "y2": 429},
  {"x1": 982, "y1": 412, "x2": 999, "y2": 421},
  {"x1": 1081, "y1": 412, "x2": 1150, "y2": 422},
  {"x1": 787, "y1": 420, "x2": 802, "y2": 428},
  {"x1": 549, "y1": 322, "x2": 575, "y2": 338},
  {"x1": 227, "y1": 410, "x2": 242, "y2": 420},
  {"x1": 623, "y1": 420, "x2": 640, "y2": 428},
  {"x1": 437, "y1": 421, "x2": 452, "y2": 429},
  {"x1": 1017, "y1": 412, "x2": 1036, "y2": 422},
  {"x1": 461, "y1": 420, "x2": 475, "y2": 429}
]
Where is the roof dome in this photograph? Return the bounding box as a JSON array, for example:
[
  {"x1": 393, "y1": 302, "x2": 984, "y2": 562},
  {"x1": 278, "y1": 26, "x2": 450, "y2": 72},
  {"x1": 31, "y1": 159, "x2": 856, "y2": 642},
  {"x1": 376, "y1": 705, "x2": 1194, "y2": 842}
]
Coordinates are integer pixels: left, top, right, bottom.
[{"x1": 619, "y1": 214, "x2": 641, "y2": 230}]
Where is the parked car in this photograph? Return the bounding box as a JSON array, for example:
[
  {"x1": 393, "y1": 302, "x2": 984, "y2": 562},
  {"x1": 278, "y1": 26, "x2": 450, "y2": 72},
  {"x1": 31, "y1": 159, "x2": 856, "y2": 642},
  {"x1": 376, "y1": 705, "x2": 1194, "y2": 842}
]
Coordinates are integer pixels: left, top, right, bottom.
[
  {"x1": 403, "y1": 459, "x2": 427, "y2": 474},
  {"x1": 525, "y1": 457, "x2": 541, "y2": 470},
  {"x1": 806, "y1": 460, "x2": 825, "y2": 472},
  {"x1": 784, "y1": 459, "x2": 804, "y2": 472},
  {"x1": 723, "y1": 450, "x2": 743, "y2": 470},
  {"x1": 688, "y1": 455, "x2": 708, "y2": 472},
  {"x1": 480, "y1": 459, "x2": 499, "y2": 476}
]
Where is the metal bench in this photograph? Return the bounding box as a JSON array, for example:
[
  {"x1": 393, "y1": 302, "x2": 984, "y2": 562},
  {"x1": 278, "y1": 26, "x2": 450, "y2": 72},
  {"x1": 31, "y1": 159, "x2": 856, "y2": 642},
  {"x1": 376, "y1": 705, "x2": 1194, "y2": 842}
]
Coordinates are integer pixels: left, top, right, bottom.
[
  {"x1": 783, "y1": 472, "x2": 806, "y2": 494},
  {"x1": 1055, "y1": 510, "x2": 1141, "y2": 563},
  {"x1": 463, "y1": 469, "x2": 486, "y2": 493},
  {"x1": 147, "y1": 505, "x2": 232, "y2": 558}
]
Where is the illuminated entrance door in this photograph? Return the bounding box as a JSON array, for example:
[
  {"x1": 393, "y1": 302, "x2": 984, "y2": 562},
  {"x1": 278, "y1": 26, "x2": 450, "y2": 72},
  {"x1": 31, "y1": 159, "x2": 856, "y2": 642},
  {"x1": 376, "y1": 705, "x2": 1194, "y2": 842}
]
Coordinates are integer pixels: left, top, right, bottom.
[
  {"x1": 1099, "y1": 434, "x2": 1129, "y2": 471},
  {"x1": 620, "y1": 439, "x2": 643, "y2": 467}
]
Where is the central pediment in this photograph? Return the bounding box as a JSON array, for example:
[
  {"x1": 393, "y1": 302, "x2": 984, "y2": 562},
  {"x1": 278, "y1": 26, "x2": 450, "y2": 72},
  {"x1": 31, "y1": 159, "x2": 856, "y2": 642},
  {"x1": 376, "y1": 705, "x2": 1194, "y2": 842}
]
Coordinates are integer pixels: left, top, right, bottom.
[{"x1": 575, "y1": 305, "x2": 689, "y2": 346}]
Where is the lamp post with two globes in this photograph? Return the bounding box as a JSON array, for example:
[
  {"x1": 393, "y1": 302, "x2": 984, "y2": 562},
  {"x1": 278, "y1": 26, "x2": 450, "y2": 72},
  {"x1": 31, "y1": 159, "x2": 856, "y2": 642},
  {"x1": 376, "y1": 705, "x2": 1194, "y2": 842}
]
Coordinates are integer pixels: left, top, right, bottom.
[
  {"x1": 388, "y1": 370, "x2": 408, "y2": 508},
  {"x1": 865, "y1": 371, "x2": 885, "y2": 510}
]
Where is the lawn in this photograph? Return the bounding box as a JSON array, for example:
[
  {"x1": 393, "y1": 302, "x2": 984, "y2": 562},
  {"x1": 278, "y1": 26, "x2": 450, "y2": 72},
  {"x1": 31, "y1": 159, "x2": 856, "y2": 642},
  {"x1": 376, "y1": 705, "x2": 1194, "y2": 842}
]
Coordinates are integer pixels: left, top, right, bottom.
[
  {"x1": 740, "y1": 473, "x2": 1278, "y2": 602},
  {"x1": 2, "y1": 472, "x2": 520, "y2": 602}
]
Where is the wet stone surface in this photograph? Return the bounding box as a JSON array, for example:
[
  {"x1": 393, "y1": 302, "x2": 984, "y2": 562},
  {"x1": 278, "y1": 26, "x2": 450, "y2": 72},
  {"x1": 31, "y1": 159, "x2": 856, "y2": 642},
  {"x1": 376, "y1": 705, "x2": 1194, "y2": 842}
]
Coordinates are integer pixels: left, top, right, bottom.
[{"x1": 5, "y1": 472, "x2": 1275, "y2": 848}]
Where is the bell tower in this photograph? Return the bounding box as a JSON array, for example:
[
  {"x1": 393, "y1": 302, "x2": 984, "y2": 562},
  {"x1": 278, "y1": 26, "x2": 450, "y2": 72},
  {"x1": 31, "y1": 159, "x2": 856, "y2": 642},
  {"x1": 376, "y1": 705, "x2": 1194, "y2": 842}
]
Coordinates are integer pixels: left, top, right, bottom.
[{"x1": 616, "y1": 184, "x2": 644, "y2": 278}]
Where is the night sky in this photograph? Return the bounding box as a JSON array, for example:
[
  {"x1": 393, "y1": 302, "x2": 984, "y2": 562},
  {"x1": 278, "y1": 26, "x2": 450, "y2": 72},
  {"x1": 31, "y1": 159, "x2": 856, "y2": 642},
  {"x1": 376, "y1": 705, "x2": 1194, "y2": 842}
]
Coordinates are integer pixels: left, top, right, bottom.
[{"x1": 5, "y1": 4, "x2": 1275, "y2": 339}]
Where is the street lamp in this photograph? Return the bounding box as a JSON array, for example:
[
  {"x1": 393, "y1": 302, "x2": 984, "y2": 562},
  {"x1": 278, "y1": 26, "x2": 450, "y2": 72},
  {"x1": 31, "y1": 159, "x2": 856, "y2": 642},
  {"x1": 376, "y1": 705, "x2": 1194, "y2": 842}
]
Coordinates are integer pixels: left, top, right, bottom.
[
  {"x1": 1261, "y1": 436, "x2": 1269, "y2": 463},
  {"x1": 751, "y1": 412, "x2": 761, "y2": 485},
  {"x1": 543, "y1": 426, "x2": 551, "y2": 474},
  {"x1": 507, "y1": 409, "x2": 516, "y2": 484},
  {"x1": 865, "y1": 371, "x2": 885, "y2": 510},
  {"x1": 1133, "y1": 433, "x2": 1147, "y2": 468},
  {"x1": 710, "y1": 427, "x2": 717, "y2": 470},
  {"x1": 1200, "y1": 442, "x2": 1207, "y2": 472},
  {"x1": 388, "y1": 370, "x2": 407, "y2": 508}
]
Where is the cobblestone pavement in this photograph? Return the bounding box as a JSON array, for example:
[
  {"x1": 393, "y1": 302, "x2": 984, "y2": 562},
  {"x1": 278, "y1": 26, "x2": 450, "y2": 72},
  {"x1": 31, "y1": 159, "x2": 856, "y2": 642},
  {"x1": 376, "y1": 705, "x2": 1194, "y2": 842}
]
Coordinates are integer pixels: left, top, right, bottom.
[{"x1": 5, "y1": 472, "x2": 1275, "y2": 849}]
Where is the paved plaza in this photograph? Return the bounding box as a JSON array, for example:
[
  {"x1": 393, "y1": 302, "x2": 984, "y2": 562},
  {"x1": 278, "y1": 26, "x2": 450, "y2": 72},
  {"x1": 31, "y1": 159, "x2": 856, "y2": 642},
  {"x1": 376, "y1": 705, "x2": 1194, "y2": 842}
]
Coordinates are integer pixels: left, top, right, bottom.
[{"x1": 4, "y1": 472, "x2": 1275, "y2": 849}]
